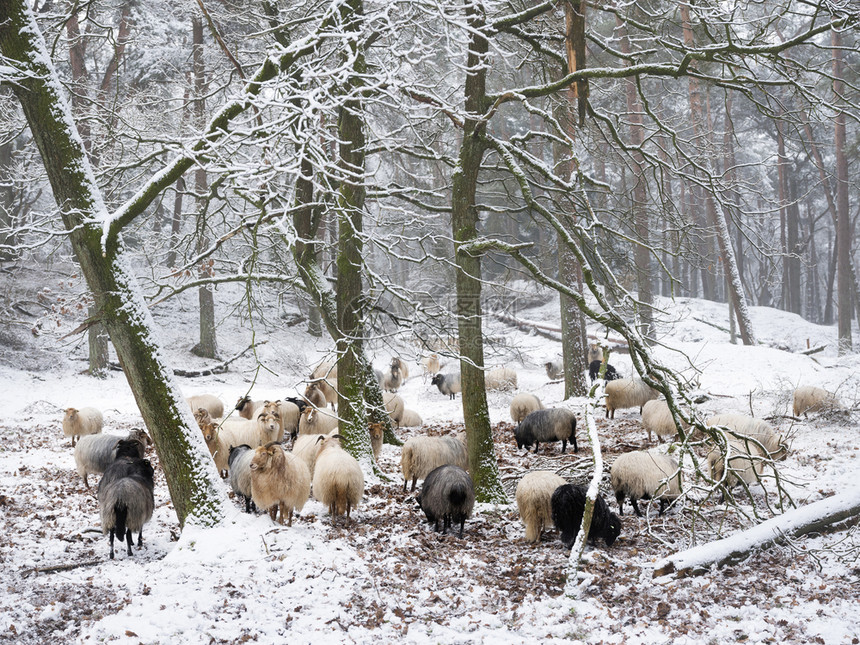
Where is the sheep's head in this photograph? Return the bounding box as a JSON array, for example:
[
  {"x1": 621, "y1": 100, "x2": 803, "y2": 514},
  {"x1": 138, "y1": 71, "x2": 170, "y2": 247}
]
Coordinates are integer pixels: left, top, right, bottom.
[
  {"x1": 200, "y1": 422, "x2": 217, "y2": 444},
  {"x1": 604, "y1": 513, "x2": 622, "y2": 546},
  {"x1": 250, "y1": 443, "x2": 277, "y2": 472},
  {"x1": 64, "y1": 407, "x2": 78, "y2": 420},
  {"x1": 368, "y1": 423, "x2": 384, "y2": 441},
  {"x1": 193, "y1": 408, "x2": 212, "y2": 428},
  {"x1": 304, "y1": 382, "x2": 319, "y2": 397},
  {"x1": 258, "y1": 411, "x2": 281, "y2": 433},
  {"x1": 129, "y1": 428, "x2": 153, "y2": 450},
  {"x1": 431, "y1": 374, "x2": 443, "y2": 387},
  {"x1": 235, "y1": 395, "x2": 252, "y2": 412}
]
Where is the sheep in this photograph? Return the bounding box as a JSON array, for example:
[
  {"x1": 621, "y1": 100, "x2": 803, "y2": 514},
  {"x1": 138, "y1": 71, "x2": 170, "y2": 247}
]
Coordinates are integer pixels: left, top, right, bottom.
[
  {"x1": 275, "y1": 400, "x2": 302, "y2": 440},
  {"x1": 392, "y1": 357, "x2": 410, "y2": 381},
  {"x1": 400, "y1": 433, "x2": 468, "y2": 492},
  {"x1": 610, "y1": 450, "x2": 682, "y2": 516},
  {"x1": 97, "y1": 451, "x2": 155, "y2": 559},
  {"x1": 545, "y1": 360, "x2": 563, "y2": 381},
  {"x1": 515, "y1": 471, "x2": 566, "y2": 543},
  {"x1": 587, "y1": 343, "x2": 603, "y2": 364},
  {"x1": 228, "y1": 444, "x2": 256, "y2": 513},
  {"x1": 74, "y1": 429, "x2": 151, "y2": 488},
  {"x1": 250, "y1": 442, "x2": 311, "y2": 526},
  {"x1": 705, "y1": 413, "x2": 787, "y2": 461},
  {"x1": 485, "y1": 366, "x2": 518, "y2": 391},
  {"x1": 198, "y1": 420, "x2": 231, "y2": 477},
  {"x1": 303, "y1": 382, "x2": 328, "y2": 410},
  {"x1": 707, "y1": 435, "x2": 772, "y2": 494},
  {"x1": 420, "y1": 353, "x2": 441, "y2": 380},
  {"x1": 382, "y1": 361, "x2": 405, "y2": 392},
  {"x1": 641, "y1": 399, "x2": 689, "y2": 443},
  {"x1": 369, "y1": 422, "x2": 384, "y2": 462},
  {"x1": 62, "y1": 407, "x2": 103, "y2": 447},
  {"x1": 298, "y1": 406, "x2": 339, "y2": 435},
  {"x1": 312, "y1": 434, "x2": 364, "y2": 525},
  {"x1": 416, "y1": 465, "x2": 475, "y2": 539},
  {"x1": 588, "y1": 360, "x2": 620, "y2": 383},
  {"x1": 234, "y1": 395, "x2": 260, "y2": 420},
  {"x1": 310, "y1": 361, "x2": 338, "y2": 407},
  {"x1": 550, "y1": 484, "x2": 621, "y2": 549},
  {"x1": 399, "y1": 409, "x2": 423, "y2": 428},
  {"x1": 383, "y1": 392, "x2": 405, "y2": 426},
  {"x1": 199, "y1": 411, "x2": 282, "y2": 477},
  {"x1": 291, "y1": 430, "x2": 337, "y2": 477},
  {"x1": 604, "y1": 378, "x2": 659, "y2": 419},
  {"x1": 514, "y1": 408, "x2": 578, "y2": 454},
  {"x1": 509, "y1": 393, "x2": 544, "y2": 424},
  {"x1": 186, "y1": 394, "x2": 224, "y2": 420},
  {"x1": 431, "y1": 372, "x2": 461, "y2": 399},
  {"x1": 793, "y1": 385, "x2": 842, "y2": 417}
]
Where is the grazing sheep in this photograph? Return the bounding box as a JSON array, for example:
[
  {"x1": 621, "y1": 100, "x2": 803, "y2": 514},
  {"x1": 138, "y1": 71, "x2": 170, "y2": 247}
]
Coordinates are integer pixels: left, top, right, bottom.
[
  {"x1": 705, "y1": 413, "x2": 787, "y2": 461},
  {"x1": 545, "y1": 360, "x2": 563, "y2": 381},
  {"x1": 551, "y1": 484, "x2": 621, "y2": 549},
  {"x1": 509, "y1": 393, "x2": 544, "y2": 424},
  {"x1": 588, "y1": 360, "x2": 620, "y2": 383},
  {"x1": 587, "y1": 343, "x2": 603, "y2": 364},
  {"x1": 431, "y1": 373, "x2": 461, "y2": 399},
  {"x1": 793, "y1": 386, "x2": 842, "y2": 417},
  {"x1": 610, "y1": 451, "x2": 682, "y2": 516},
  {"x1": 310, "y1": 361, "x2": 338, "y2": 407},
  {"x1": 641, "y1": 400, "x2": 689, "y2": 443},
  {"x1": 485, "y1": 366, "x2": 518, "y2": 391},
  {"x1": 62, "y1": 407, "x2": 103, "y2": 447},
  {"x1": 250, "y1": 442, "x2": 311, "y2": 526},
  {"x1": 228, "y1": 444, "x2": 256, "y2": 513},
  {"x1": 416, "y1": 465, "x2": 475, "y2": 539},
  {"x1": 515, "y1": 408, "x2": 578, "y2": 454},
  {"x1": 298, "y1": 406, "x2": 339, "y2": 435},
  {"x1": 186, "y1": 394, "x2": 224, "y2": 420},
  {"x1": 303, "y1": 382, "x2": 328, "y2": 410},
  {"x1": 393, "y1": 357, "x2": 410, "y2": 381},
  {"x1": 420, "y1": 354, "x2": 441, "y2": 380},
  {"x1": 98, "y1": 451, "x2": 155, "y2": 559},
  {"x1": 312, "y1": 434, "x2": 365, "y2": 525},
  {"x1": 604, "y1": 378, "x2": 659, "y2": 419},
  {"x1": 369, "y1": 422, "x2": 384, "y2": 462},
  {"x1": 291, "y1": 430, "x2": 337, "y2": 477},
  {"x1": 400, "y1": 433, "x2": 468, "y2": 492},
  {"x1": 707, "y1": 436, "x2": 771, "y2": 494},
  {"x1": 515, "y1": 471, "x2": 566, "y2": 543},
  {"x1": 74, "y1": 429, "x2": 151, "y2": 488},
  {"x1": 383, "y1": 392, "x2": 405, "y2": 426},
  {"x1": 399, "y1": 409, "x2": 423, "y2": 428}
]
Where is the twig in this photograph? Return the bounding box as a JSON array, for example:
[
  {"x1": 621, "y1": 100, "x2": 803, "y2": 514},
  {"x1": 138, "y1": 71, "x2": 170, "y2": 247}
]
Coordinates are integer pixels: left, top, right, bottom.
[
  {"x1": 109, "y1": 341, "x2": 266, "y2": 377},
  {"x1": 22, "y1": 559, "x2": 102, "y2": 576}
]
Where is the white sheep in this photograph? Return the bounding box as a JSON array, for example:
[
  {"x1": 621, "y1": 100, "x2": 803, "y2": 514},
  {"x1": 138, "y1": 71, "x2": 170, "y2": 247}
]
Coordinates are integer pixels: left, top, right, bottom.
[
  {"x1": 485, "y1": 366, "x2": 518, "y2": 391},
  {"x1": 400, "y1": 409, "x2": 423, "y2": 428},
  {"x1": 604, "y1": 378, "x2": 659, "y2": 419},
  {"x1": 515, "y1": 470, "x2": 566, "y2": 543},
  {"x1": 62, "y1": 407, "x2": 103, "y2": 447},
  {"x1": 793, "y1": 386, "x2": 842, "y2": 417},
  {"x1": 291, "y1": 430, "x2": 337, "y2": 477},
  {"x1": 544, "y1": 361, "x2": 563, "y2": 380},
  {"x1": 312, "y1": 434, "x2": 365, "y2": 525},
  {"x1": 200, "y1": 411, "x2": 282, "y2": 476},
  {"x1": 420, "y1": 354, "x2": 440, "y2": 380},
  {"x1": 641, "y1": 399, "x2": 689, "y2": 443},
  {"x1": 509, "y1": 393, "x2": 544, "y2": 424},
  {"x1": 400, "y1": 433, "x2": 468, "y2": 492},
  {"x1": 298, "y1": 406, "x2": 339, "y2": 435},
  {"x1": 369, "y1": 422, "x2": 384, "y2": 463},
  {"x1": 186, "y1": 394, "x2": 224, "y2": 420},
  {"x1": 228, "y1": 444, "x2": 256, "y2": 513},
  {"x1": 383, "y1": 392, "x2": 405, "y2": 426},
  {"x1": 610, "y1": 450, "x2": 682, "y2": 516},
  {"x1": 707, "y1": 435, "x2": 771, "y2": 493},
  {"x1": 250, "y1": 442, "x2": 311, "y2": 526},
  {"x1": 587, "y1": 343, "x2": 603, "y2": 364},
  {"x1": 310, "y1": 361, "x2": 338, "y2": 407},
  {"x1": 705, "y1": 413, "x2": 787, "y2": 461},
  {"x1": 74, "y1": 429, "x2": 151, "y2": 488}
]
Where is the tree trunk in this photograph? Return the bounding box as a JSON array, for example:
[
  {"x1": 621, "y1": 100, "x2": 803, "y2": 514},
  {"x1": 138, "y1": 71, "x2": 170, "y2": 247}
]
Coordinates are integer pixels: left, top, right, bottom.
[
  {"x1": 190, "y1": 15, "x2": 218, "y2": 359},
  {"x1": 0, "y1": 0, "x2": 230, "y2": 526},
  {"x1": 833, "y1": 29, "x2": 853, "y2": 353},
  {"x1": 451, "y1": 0, "x2": 506, "y2": 503},
  {"x1": 87, "y1": 304, "x2": 110, "y2": 378}
]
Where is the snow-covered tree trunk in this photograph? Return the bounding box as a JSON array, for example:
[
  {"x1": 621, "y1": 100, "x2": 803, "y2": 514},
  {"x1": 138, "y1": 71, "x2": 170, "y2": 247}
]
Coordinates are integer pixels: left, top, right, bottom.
[
  {"x1": 833, "y1": 28, "x2": 853, "y2": 354},
  {"x1": 0, "y1": 0, "x2": 231, "y2": 527}
]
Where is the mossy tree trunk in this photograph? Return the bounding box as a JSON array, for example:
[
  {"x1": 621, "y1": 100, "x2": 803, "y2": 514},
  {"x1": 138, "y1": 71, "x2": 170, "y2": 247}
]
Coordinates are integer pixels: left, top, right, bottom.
[
  {"x1": 0, "y1": 0, "x2": 230, "y2": 527},
  {"x1": 451, "y1": 0, "x2": 506, "y2": 504}
]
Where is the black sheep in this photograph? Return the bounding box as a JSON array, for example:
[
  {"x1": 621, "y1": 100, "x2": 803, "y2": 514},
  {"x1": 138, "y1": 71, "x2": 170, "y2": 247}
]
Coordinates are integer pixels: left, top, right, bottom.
[
  {"x1": 514, "y1": 408, "x2": 577, "y2": 454},
  {"x1": 588, "y1": 360, "x2": 620, "y2": 383},
  {"x1": 416, "y1": 465, "x2": 475, "y2": 538},
  {"x1": 550, "y1": 484, "x2": 621, "y2": 549},
  {"x1": 97, "y1": 447, "x2": 155, "y2": 559}
]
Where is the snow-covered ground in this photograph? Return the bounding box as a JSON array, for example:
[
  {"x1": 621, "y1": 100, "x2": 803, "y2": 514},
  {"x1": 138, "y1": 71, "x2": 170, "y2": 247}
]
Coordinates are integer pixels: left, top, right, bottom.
[{"x1": 1, "y1": 282, "x2": 859, "y2": 644}]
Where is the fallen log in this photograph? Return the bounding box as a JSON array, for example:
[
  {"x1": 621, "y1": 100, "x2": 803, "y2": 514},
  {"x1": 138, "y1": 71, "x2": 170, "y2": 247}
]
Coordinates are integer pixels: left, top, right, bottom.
[{"x1": 653, "y1": 486, "x2": 860, "y2": 578}]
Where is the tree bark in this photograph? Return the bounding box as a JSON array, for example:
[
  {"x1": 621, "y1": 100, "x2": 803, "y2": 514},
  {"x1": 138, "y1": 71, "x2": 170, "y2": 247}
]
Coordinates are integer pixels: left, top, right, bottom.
[
  {"x1": 451, "y1": 0, "x2": 506, "y2": 503},
  {"x1": 0, "y1": 0, "x2": 230, "y2": 527},
  {"x1": 833, "y1": 28, "x2": 853, "y2": 353}
]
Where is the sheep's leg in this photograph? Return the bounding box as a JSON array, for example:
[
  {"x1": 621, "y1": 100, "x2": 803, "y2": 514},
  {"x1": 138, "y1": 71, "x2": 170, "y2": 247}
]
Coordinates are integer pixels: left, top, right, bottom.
[
  {"x1": 659, "y1": 499, "x2": 668, "y2": 516},
  {"x1": 631, "y1": 498, "x2": 643, "y2": 517},
  {"x1": 615, "y1": 491, "x2": 625, "y2": 515},
  {"x1": 410, "y1": 478, "x2": 417, "y2": 492},
  {"x1": 269, "y1": 506, "x2": 277, "y2": 522},
  {"x1": 561, "y1": 439, "x2": 567, "y2": 453},
  {"x1": 72, "y1": 435, "x2": 77, "y2": 447},
  {"x1": 346, "y1": 501, "x2": 351, "y2": 526},
  {"x1": 125, "y1": 529, "x2": 134, "y2": 556},
  {"x1": 287, "y1": 507, "x2": 293, "y2": 527},
  {"x1": 108, "y1": 528, "x2": 115, "y2": 560},
  {"x1": 458, "y1": 518, "x2": 465, "y2": 539},
  {"x1": 137, "y1": 529, "x2": 144, "y2": 548},
  {"x1": 278, "y1": 502, "x2": 286, "y2": 525}
]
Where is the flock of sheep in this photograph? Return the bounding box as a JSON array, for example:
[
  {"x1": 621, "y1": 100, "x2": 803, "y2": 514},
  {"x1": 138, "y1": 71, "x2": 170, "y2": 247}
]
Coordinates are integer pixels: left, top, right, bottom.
[{"x1": 61, "y1": 346, "x2": 845, "y2": 559}]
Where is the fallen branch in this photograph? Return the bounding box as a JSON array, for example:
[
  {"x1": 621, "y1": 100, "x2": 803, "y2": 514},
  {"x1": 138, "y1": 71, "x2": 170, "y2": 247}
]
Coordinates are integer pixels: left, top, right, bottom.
[
  {"x1": 491, "y1": 311, "x2": 629, "y2": 349},
  {"x1": 653, "y1": 486, "x2": 860, "y2": 578},
  {"x1": 23, "y1": 559, "x2": 102, "y2": 576},
  {"x1": 109, "y1": 341, "x2": 267, "y2": 377},
  {"x1": 693, "y1": 316, "x2": 730, "y2": 334},
  {"x1": 800, "y1": 344, "x2": 826, "y2": 356}
]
